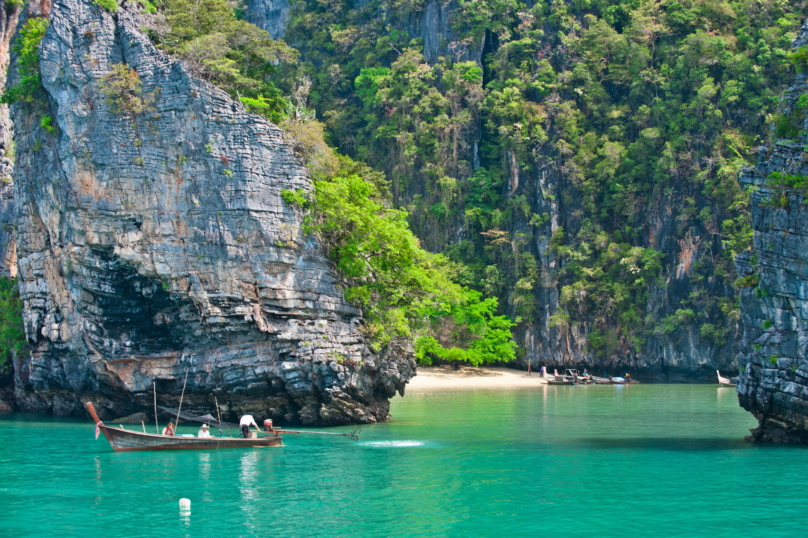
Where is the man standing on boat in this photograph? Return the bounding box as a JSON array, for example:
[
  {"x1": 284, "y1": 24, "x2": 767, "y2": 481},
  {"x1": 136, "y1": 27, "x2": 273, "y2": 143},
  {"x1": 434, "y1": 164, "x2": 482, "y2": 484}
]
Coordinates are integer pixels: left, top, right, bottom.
[
  {"x1": 197, "y1": 424, "x2": 211, "y2": 438},
  {"x1": 240, "y1": 414, "x2": 259, "y2": 438}
]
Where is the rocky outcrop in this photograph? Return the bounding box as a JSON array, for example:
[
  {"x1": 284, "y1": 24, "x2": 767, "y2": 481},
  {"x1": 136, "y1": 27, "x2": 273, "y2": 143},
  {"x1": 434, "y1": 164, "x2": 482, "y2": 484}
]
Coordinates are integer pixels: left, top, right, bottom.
[
  {"x1": 246, "y1": 0, "x2": 290, "y2": 40},
  {"x1": 9, "y1": 0, "x2": 414, "y2": 424},
  {"x1": 0, "y1": 150, "x2": 14, "y2": 278},
  {"x1": 736, "y1": 21, "x2": 808, "y2": 443},
  {"x1": 0, "y1": 0, "x2": 22, "y2": 278},
  {"x1": 249, "y1": 0, "x2": 484, "y2": 65}
]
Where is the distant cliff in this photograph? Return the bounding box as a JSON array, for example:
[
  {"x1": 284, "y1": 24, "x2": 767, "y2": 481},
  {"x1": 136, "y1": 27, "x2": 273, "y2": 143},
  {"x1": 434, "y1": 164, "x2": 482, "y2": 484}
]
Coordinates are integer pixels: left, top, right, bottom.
[
  {"x1": 736, "y1": 20, "x2": 808, "y2": 443},
  {"x1": 9, "y1": 0, "x2": 414, "y2": 424},
  {"x1": 245, "y1": 0, "x2": 774, "y2": 381}
]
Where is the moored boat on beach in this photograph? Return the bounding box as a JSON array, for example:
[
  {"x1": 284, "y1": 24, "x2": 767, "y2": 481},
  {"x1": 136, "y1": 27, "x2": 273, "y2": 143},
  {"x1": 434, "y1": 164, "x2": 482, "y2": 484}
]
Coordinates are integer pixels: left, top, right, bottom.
[
  {"x1": 717, "y1": 370, "x2": 737, "y2": 387},
  {"x1": 590, "y1": 376, "x2": 613, "y2": 384},
  {"x1": 547, "y1": 378, "x2": 576, "y2": 385}
]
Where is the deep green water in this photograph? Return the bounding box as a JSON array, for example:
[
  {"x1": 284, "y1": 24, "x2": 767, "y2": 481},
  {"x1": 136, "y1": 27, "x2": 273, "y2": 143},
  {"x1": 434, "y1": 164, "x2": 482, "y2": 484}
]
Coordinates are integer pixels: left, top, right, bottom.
[{"x1": 1, "y1": 384, "x2": 805, "y2": 537}]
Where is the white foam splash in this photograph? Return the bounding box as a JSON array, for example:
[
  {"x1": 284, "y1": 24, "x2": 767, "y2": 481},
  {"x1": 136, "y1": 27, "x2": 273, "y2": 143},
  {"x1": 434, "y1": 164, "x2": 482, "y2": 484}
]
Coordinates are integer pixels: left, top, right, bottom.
[{"x1": 361, "y1": 440, "x2": 425, "y2": 448}]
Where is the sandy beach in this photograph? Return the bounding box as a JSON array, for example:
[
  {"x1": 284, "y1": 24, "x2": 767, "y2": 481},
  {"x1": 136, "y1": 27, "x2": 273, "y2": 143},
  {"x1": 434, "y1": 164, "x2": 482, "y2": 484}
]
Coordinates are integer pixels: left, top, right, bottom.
[{"x1": 406, "y1": 365, "x2": 548, "y2": 390}]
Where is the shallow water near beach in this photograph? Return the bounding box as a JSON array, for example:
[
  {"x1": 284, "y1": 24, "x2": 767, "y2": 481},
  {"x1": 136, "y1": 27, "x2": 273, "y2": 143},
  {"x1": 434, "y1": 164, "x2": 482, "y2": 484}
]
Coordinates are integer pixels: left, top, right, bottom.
[{"x1": 0, "y1": 384, "x2": 804, "y2": 537}]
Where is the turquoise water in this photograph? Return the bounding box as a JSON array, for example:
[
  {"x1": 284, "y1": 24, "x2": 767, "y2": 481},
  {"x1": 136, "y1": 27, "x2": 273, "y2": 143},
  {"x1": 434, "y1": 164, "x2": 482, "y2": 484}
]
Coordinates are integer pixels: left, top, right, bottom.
[{"x1": 0, "y1": 384, "x2": 804, "y2": 537}]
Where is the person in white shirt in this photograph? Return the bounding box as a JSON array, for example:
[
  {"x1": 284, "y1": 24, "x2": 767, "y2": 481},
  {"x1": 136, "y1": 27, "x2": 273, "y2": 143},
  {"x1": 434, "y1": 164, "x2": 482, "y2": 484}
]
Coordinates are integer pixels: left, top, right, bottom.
[
  {"x1": 197, "y1": 424, "x2": 211, "y2": 438},
  {"x1": 240, "y1": 414, "x2": 259, "y2": 438}
]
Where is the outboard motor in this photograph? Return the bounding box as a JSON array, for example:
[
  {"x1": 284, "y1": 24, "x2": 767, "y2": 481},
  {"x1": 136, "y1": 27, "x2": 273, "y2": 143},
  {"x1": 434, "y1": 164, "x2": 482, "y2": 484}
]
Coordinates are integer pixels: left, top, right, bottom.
[{"x1": 263, "y1": 419, "x2": 274, "y2": 432}]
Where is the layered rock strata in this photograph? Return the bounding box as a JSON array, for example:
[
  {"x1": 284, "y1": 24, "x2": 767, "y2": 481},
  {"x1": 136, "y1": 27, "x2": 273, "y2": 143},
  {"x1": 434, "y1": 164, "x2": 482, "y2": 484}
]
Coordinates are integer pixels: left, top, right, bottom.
[
  {"x1": 10, "y1": 0, "x2": 414, "y2": 424},
  {"x1": 0, "y1": 0, "x2": 21, "y2": 278},
  {"x1": 736, "y1": 21, "x2": 808, "y2": 442}
]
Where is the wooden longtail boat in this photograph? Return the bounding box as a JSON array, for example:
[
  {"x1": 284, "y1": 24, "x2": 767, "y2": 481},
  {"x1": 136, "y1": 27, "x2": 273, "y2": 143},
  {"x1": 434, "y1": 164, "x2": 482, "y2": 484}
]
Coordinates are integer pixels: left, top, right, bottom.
[
  {"x1": 85, "y1": 402, "x2": 283, "y2": 452},
  {"x1": 717, "y1": 370, "x2": 737, "y2": 387}
]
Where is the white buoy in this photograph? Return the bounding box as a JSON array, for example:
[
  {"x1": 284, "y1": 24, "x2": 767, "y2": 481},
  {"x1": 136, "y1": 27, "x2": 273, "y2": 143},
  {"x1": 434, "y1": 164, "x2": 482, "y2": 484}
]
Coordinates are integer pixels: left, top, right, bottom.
[{"x1": 179, "y1": 498, "x2": 191, "y2": 511}]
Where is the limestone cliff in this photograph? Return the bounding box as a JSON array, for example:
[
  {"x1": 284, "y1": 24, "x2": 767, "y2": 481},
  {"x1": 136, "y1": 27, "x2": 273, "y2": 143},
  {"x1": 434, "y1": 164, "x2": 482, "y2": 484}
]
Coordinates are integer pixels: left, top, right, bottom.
[
  {"x1": 10, "y1": 0, "x2": 414, "y2": 424},
  {"x1": 736, "y1": 21, "x2": 808, "y2": 443},
  {"x1": 0, "y1": 0, "x2": 21, "y2": 278},
  {"x1": 246, "y1": 0, "x2": 290, "y2": 41}
]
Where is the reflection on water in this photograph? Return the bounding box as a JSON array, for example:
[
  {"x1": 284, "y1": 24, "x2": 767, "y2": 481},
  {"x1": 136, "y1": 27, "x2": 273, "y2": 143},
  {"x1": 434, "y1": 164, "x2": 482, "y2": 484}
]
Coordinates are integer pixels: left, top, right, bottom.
[
  {"x1": 716, "y1": 385, "x2": 736, "y2": 402},
  {"x1": 238, "y1": 450, "x2": 259, "y2": 533},
  {"x1": 568, "y1": 437, "x2": 750, "y2": 451}
]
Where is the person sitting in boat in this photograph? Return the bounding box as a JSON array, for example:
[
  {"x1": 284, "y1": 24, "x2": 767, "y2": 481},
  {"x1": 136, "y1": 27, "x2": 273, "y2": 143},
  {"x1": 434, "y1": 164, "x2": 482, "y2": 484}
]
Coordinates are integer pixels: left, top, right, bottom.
[
  {"x1": 240, "y1": 414, "x2": 259, "y2": 438},
  {"x1": 197, "y1": 424, "x2": 211, "y2": 438},
  {"x1": 162, "y1": 422, "x2": 175, "y2": 436}
]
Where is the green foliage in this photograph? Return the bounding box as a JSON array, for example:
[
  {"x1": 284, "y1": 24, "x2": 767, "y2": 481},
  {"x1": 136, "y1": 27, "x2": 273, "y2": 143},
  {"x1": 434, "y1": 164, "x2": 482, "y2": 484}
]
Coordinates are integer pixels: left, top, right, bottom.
[
  {"x1": 132, "y1": 0, "x2": 156, "y2": 13},
  {"x1": 93, "y1": 0, "x2": 118, "y2": 11},
  {"x1": 0, "y1": 277, "x2": 26, "y2": 372},
  {"x1": 281, "y1": 188, "x2": 311, "y2": 209},
  {"x1": 1, "y1": 17, "x2": 49, "y2": 105},
  {"x1": 39, "y1": 115, "x2": 55, "y2": 133},
  {"x1": 98, "y1": 63, "x2": 154, "y2": 116},
  {"x1": 773, "y1": 94, "x2": 808, "y2": 139},
  {"x1": 656, "y1": 309, "x2": 696, "y2": 335},
  {"x1": 282, "y1": 120, "x2": 517, "y2": 364},
  {"x1": 763, "y1": 319, "x2": 773, "y2": 330},
  {"x1": 699, "y1": 323, "x2": 729, "y2": 346},
  {"x1": 735, "y1": 274, "x2": 759, "y2": 289},
  {"x1": 769, "y1": 171, "x2": 808, "y2": 190},
  {"x1": 152, "y1": 0, "x2": 297, "y2": 121},
  {"x1": 791, "y1": 46, "x2": 808, "y2": 72}
]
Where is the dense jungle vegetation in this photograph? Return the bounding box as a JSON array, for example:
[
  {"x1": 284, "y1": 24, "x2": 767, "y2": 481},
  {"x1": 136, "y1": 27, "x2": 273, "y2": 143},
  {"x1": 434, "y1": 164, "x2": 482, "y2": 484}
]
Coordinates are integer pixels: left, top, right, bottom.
[
  {"x1": 0, "y1": 276, "x2": 25, "y2": 372},
  {"x1": 272, "y1": 0, "x2": 808, "y2": 358}
]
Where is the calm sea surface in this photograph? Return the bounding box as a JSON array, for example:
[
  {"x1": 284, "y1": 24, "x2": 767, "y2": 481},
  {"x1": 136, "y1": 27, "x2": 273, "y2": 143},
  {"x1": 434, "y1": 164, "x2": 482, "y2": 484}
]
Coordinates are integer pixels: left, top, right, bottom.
[{"x1": 1, "y1": 384, "x2": 804, "y2": 537}]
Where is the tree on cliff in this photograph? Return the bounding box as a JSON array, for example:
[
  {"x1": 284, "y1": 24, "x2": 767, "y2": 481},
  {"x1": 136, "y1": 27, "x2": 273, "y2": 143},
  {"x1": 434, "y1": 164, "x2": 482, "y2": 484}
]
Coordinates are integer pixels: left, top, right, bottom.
[{"x1": 0, "y1": 276, "x2": 25, "y2": 372}]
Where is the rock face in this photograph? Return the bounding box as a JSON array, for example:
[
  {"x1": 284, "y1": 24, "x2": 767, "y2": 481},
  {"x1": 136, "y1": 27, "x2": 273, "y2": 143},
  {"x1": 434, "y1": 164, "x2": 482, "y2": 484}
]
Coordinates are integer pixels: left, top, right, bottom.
[
  {"x1": 10, "y1": 0, "x2": 414, "y2": 424},
  {"x1": 248, "y1": 0, "x2": 484, "y2": 65},
  {"x1": 736, "y1": 21, "x2": 808, "y2": 443},
  {"x1": 0, "y1": 0, "x2": 21, "y2": 278},
  {"x1": 246, "y1": 0, "x2": 290, "y2": 40}
]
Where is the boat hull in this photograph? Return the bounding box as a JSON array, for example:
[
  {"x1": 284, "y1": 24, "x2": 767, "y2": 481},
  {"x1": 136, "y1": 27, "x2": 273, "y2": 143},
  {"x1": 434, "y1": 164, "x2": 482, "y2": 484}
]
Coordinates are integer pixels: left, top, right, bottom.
[{"x1": 100, "y1": 424, "x2": 283, "y2": 451}]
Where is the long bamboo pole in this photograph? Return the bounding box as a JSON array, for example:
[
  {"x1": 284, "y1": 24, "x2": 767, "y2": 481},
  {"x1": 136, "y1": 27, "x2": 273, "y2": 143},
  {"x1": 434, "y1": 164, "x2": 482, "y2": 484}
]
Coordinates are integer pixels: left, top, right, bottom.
[
  {"x1": 214, "y1": 396, "x2": 230, "y2": 437},
  {"x1": 175, "y1": 369, "x2": 190, "y2": 429},
  {"x1": 276, "y1": 428, "x2": 362, "y2": 441},
  {"x1": 153, "y1": 382, "x2": 159, "y2": 434}
]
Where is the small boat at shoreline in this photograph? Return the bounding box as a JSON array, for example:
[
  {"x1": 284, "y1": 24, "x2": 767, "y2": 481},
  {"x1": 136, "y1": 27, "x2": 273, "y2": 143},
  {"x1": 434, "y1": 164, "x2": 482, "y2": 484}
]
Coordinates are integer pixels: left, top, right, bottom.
[
  {"x1": 717, "y1": 370, "x2": 737, "y2": 387},
  {"x1": 547, "y1": 378, "x2": 576, "y2": 385},
  {"x1": 86, "y1": 402, "x2": 283, "y2": 451}
]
